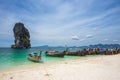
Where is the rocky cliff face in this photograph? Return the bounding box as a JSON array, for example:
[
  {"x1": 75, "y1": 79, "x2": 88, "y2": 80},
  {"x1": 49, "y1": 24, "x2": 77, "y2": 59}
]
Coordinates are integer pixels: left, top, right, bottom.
[{"x1": 11, "y1": 22, "x2": 31, "y2": 48}]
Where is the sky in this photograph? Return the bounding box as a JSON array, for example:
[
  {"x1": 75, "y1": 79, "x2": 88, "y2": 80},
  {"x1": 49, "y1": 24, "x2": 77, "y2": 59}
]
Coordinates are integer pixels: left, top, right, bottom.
[{"x1": 0, "y1": 0, "x2": 120, "y2": 47}]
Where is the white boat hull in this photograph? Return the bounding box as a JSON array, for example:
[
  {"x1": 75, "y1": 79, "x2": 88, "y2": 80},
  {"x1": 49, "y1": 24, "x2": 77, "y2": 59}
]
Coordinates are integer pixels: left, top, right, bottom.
[{"x1": 28, "y1": 56, "x2": 41, "y2": 62}]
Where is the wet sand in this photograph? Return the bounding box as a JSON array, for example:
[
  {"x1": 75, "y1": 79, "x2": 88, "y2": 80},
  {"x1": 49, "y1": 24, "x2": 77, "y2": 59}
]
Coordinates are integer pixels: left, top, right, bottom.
[{"x1": 0, "y1": 54, "x2": 120, "y2": 80}]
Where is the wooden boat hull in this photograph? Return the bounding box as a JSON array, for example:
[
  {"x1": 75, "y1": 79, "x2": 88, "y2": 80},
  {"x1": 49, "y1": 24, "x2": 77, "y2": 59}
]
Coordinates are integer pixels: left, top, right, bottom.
[
  {"x1": 46, "y1": 52, "x2": 65, "y2": 57},
  {"x1": 66, "y1": 52, "x2": 78, "y2": 56},
  {"x1": 28, "y1": 55, "x2": 41, "y2": 62},
  {"x1": 66, "y1": 52, "x2": 86, "y2": 56}
]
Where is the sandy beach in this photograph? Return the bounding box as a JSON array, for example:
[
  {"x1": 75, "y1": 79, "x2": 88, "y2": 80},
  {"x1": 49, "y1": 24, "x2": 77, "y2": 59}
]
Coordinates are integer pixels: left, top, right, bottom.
[{"x1": 0, "y1": 54, "x2": 120, "y2": 80}]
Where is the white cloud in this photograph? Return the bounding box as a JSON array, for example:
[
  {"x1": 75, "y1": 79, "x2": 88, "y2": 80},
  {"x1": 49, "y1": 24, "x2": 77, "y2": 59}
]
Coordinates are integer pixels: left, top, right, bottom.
[
  {"x1": 86, "y1": 34, "x2": 93, "y2": 38},
  {"x1": 113, "y1": 40, "x2": 118, "y2": 42},
  {"x1": 71, "y1": 35, "x2": 79, "y2": 40},
  {"x1": 80, "y1": 39, "x2": 85, "y2": 41},
  {"x1": 103, "y1": 39, "x2": 109, "y2": 41}
]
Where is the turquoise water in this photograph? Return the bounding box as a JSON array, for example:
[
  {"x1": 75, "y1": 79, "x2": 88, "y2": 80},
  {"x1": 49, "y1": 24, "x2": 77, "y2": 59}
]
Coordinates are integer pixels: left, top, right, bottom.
[{"x1": 0, "y1": 48, "x2": 83, "y2": 70}]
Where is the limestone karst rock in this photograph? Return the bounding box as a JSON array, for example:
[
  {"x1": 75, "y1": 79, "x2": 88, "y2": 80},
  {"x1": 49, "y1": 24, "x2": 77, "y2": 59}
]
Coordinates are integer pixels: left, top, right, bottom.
[{"x1": 11, "y1": 22, "x2": 31, "y2": 48}]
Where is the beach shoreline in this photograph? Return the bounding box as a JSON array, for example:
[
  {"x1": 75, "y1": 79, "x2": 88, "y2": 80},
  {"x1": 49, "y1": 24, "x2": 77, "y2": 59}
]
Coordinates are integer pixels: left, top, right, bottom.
[{"x1": 0, "y1": 54, "x2": 120, "y2": 80}]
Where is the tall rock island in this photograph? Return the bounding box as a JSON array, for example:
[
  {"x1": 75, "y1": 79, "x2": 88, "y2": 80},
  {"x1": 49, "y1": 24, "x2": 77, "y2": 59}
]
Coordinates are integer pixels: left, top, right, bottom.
[{"x1": 11, "y1": 22, "x2": 31, "y2": 48}]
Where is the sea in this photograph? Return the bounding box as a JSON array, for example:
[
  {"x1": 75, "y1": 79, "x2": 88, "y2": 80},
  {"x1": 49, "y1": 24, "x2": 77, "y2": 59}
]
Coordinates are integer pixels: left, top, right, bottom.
[{"x1": 0, "y1": 47, "x2": 87, "y2": 70}]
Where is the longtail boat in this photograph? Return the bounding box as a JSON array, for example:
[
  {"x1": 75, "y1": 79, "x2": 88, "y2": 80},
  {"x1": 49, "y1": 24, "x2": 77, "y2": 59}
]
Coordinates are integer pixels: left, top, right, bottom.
[
  {"x1": 65, "y1": 51, "x2": 79, "y2": 56},
  {"x1": 28, "y1": 51, "x2": 42, "y2": 62},
  {"x1": 45, "y1": 50, "x2": 65, "y2": 57},
  {"x1": 65, "y1": 48, "x2": 86, "y2": 56}
]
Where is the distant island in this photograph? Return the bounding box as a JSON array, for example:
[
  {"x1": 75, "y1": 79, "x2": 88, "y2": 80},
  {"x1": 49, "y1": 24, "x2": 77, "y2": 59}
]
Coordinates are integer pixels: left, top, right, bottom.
[
  {"x1": 34, "y1": 44, "x2": 120, "y2": 49},
  {"x1": 11, "y1": 22, "x2": 31, "y2": 49}
]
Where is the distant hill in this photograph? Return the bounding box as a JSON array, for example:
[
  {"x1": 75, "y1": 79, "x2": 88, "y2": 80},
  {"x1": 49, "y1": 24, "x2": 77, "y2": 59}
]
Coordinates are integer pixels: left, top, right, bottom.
[
  {"x1": 88, "y1": 44, "x2": 120, "y2": 49},
  {"x1": 33, "y1": 44, "x2": 120, "y2": 49}
]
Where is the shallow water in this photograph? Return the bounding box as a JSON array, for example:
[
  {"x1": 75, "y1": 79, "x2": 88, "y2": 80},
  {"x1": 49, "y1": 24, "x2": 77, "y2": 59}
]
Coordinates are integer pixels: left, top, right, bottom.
[{"x1": 0, "y1": 47, "x2": 84, "y2": 70}]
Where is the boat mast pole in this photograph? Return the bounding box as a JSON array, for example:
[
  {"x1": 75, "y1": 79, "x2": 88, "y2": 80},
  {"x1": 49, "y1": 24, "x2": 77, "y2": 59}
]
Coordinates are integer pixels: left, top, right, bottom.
[
  {"x1": 65, "y1": 43, "x2": 67, "y2": 51},
  {"x1": 40, "y1": 50, "x2": 42, "y2": 56}
]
